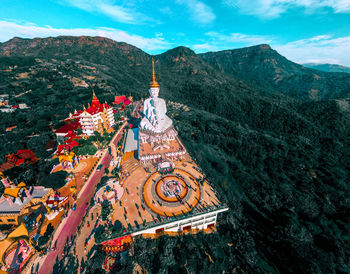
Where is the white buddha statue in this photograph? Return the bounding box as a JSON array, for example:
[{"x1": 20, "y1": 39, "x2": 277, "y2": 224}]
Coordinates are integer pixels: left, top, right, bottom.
[{"x1": 140, "y1": 60, "x2": 173, "y2": 133}]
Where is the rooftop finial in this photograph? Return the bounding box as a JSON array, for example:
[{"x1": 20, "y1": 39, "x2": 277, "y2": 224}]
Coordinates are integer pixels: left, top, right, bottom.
[
  {"x1": 150, "y1": 58, "x2": 159, "y2": 88},
  {"x1": 89, "y1": 82, "x2": 98, "y2": 101}
]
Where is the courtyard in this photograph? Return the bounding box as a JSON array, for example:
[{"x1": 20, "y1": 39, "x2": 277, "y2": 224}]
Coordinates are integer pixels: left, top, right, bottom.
[{"x1": 110, "y1": 155, "x2": 221, "y2": 233}]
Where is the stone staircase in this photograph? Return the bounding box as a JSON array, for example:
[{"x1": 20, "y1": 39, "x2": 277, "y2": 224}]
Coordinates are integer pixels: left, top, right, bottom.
[
  {"x1": 121, "y1": 157, "x2": 140, "y2": 175},
  {"x1": 183, "y1": 153, "x2": 193, "y2": 162}
]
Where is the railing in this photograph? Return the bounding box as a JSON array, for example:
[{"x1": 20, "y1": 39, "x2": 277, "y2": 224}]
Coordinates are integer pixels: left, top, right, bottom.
[{"x1": 95, "y1": 203, "x2": 228, "y2": 244}]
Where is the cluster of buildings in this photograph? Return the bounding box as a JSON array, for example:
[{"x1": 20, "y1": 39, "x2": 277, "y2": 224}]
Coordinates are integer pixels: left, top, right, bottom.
[
  {"x1": 0, "y1": 173, "x2": 54, "y2": 271},
  {"x1": 0, "y1": 173, "x2": 53, "y2": 226},
  {"x1": 0, "y1": 94, "x2": 29, "y2": 113}
]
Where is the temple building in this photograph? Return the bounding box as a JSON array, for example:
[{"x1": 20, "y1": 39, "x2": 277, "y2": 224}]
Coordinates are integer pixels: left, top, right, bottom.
[
  {"x1": 0, "y1": 176, "x2": 53, "y2": 225},
  {"x1": 0, "y1": 224, "x2": 34, "y2": 272},
  {"x1": 79, "y1": 91, "x2": 114, "y2": 135},
  {"x1": 55, "y1": 92, "x2": 115, "y2": 138},
  {"x1": 138, "y1": 60, "x2": 186, "y2": 166}
]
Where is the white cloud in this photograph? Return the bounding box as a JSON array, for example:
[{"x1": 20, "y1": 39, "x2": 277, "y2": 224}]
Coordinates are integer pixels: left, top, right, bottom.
[
  {"x1": 159, "y1": 6, "x2": 173, "y2": 15},
  {"x1": 0, "y1": 20, "x2": 171, "y2": 52},
  {"x1": 60, "y1": 0, "x2": 147, "y2": 24},
  {"x1": 274, "y1": 34, "x2": 350, "y2": 65},
  {"x1": 176, "y1": 0, "x2": 216, "y2": 24},
  {"x1": 206, "y1": 31, "x2": 273, "y2": 45},
  {"x1": 223, "y1": 0, "x2": 350, "y2": 18},
  {"x1": 192, "y1": 43, "x2": 221, "y2": 52}
]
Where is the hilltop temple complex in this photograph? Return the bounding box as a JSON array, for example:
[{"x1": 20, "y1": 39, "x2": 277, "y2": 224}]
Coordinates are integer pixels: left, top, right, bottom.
[{"x1": 96, "y1": 61, "x2": 228, "y2": 253}]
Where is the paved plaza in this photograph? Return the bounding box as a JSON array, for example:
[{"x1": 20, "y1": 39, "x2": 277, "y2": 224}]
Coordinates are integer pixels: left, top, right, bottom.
[{"x1": 111, "y1": 156, "x2": 221, "y2": 230}]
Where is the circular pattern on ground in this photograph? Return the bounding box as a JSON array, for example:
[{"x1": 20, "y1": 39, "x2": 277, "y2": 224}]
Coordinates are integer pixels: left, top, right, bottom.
[
  {"x1": 155, "y1": 176, "x2": 188, "y2": 202},
  {"x1": 142, "y1": 168, "x2": 201, "y2": 217}
]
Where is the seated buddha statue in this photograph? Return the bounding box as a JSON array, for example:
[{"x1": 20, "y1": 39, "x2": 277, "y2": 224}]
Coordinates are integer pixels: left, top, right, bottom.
[{"x1": 140, "y1": 60, "x2": 173, "y2": 133}]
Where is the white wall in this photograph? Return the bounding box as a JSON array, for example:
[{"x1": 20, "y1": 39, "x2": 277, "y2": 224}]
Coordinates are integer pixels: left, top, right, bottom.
[{"x1": 132, "y1": 207, "x2": 229, "y2": 236}]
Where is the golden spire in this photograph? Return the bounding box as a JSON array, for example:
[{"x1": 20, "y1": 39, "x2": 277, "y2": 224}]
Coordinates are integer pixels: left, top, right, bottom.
[
  {"x1": 150, "y1": 58, "x2": 159, "y2": 88},
  {"x1": 89, "y1": 82, "x2": 98, "y2": 102},
  {"x1": 92, "y1": 88, "x2": 97, "y2": 100}
]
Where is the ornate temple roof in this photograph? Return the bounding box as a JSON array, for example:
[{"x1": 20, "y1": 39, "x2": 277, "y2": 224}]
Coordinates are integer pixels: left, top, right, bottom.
[{"x1": 84, "y1": 92, "x2": 112, "y2": 115}]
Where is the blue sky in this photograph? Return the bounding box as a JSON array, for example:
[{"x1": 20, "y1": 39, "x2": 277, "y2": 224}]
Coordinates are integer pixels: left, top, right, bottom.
[{"x1": 1, "y1": 0, "x2": 350, "y2": 65}]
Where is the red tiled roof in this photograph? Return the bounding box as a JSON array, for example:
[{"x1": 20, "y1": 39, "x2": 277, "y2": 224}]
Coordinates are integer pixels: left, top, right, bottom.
[
  {"x1": 57, "y1": 145, "x2": 65, "y2": 154},
  {"x1": 64, "y1": 131, "x2": 77, "y2": 138},
  {"x1": 5, "y1": 149, "x2": 38, "y2": 166},
  {"x1": 113, "y1": 96, "x2": 127, "y2": 105},
  {"x1": 85, "y1": 99, "x2": 111, "y2": 115},
  {"x1": 57, "y1": 139, "x2": 79, "y2": 153},
  {"x1": 55, "y1": 119, "x2": 80, "y2": 134},
  {"x1": 73, "y1": 110, "x2": 83, "y2": 117},
  {"x1": 124, "y1": 99, "x2": 132, "y2": 105},
  {"x1": 67, "y1": 139, "x2": 79, "y2": 147},
  {"x1": 0, "y1": 162, "x2": 15, "y2": 172}
]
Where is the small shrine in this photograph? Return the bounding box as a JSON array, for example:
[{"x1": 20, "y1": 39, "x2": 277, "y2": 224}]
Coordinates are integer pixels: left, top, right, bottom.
[{"x1": 58, "y1": 151, "x2": 79, "y2": 169}]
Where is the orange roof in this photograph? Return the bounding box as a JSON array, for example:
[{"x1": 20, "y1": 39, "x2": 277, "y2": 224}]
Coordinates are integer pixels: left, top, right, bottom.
[
  {"x1": 8, "y1": 224, "x2": 28, "y2": 238},
  {"x1": 6, "y1": 125, "x2": 17, "y2": 132},
  {"x1": 4, "y1": 187, "x2": 21, "y2": 198}
]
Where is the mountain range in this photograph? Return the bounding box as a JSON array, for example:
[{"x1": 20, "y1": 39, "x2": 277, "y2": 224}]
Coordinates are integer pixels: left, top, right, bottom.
[
  {"x1": 200, "y1": 45, "x2": 350, "y2": 100},
  {"x1": 1, "y1": 36, "x2": 350, "y2": 101},
  {"x1": 0, "y1": 36, "x2": 349, "y2": 273},
  {"x1": 303, "y1": 62, "x2": 350, "y2": 74}
]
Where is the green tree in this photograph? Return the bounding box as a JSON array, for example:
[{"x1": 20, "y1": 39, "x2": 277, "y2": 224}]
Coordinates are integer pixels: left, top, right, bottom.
[
  {"x1": 40, "y1": 170, "x2": 68, "y2": 190},
  {"x1": 101, "y1": 200, "x2": 111, "y2": 221}
]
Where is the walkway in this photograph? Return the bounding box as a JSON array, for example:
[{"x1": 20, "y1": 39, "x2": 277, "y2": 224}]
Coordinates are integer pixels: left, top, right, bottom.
[{"x1": 38, "y1": 122, "x2": 127, "y2": 274}]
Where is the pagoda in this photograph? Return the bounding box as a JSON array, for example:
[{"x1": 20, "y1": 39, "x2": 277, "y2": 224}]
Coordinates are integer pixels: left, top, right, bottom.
[
  {"x1": 56, "y1": 91, "x2": 115, "y2": 138},
  {"x1": 79, "y1": 91, "x2": 115, "y2": 135},
  {"x1": 138, "y1": 60, "x2": 186, "y2": 166}
]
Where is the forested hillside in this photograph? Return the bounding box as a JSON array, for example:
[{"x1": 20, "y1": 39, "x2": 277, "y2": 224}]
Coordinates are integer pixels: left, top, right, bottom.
[
  {"x1": 303, "y1": 63, "x2": 350, "y2": 74},
  {"x1": 0, "y1": 36, "x2": 349, "y2": 273},
  {"x1": 199, "y1": 44, "x2": 350, "y2": 100}
]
